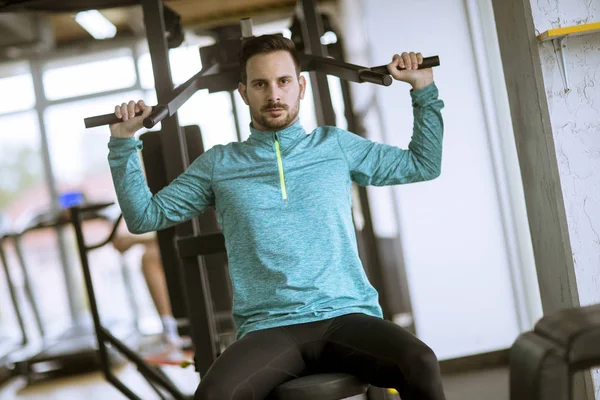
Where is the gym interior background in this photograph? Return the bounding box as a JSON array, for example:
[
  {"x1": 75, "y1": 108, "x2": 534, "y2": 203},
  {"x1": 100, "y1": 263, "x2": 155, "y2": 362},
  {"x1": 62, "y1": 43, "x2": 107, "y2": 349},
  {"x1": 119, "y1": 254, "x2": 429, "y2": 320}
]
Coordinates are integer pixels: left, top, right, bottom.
[{"x1": 0, "y1": 0, "x2": 598, "y2": 399}]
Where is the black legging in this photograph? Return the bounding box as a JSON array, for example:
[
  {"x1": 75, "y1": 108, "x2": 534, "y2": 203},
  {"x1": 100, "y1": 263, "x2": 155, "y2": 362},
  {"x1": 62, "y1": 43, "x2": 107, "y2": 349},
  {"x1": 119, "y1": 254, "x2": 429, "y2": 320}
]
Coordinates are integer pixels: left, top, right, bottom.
[{"x1": 195, "y1": 313, "x2": 446, "y2": 400}]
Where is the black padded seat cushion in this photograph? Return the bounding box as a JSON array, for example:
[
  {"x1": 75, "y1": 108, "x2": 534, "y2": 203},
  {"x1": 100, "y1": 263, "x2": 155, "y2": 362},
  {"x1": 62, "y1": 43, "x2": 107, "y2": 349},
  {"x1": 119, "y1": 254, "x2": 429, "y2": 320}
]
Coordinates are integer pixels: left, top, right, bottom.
[
  {"x1": 267, "y1": 373, "x2": 369, "y2": 400},
  {"x1": 534, "y1": 303, "x2": 600, "y2": 367},
  {"x1": 509, "y1": 332, "x2": 569, "y2": 400},
  {"x1": 0, "y1": 0, "x2": 139, "y2": 12}
]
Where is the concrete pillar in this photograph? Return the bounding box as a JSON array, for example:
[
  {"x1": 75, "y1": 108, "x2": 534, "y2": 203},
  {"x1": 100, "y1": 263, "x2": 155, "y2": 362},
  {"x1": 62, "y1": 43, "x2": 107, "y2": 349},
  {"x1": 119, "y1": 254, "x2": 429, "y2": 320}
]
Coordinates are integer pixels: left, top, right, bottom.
[{"x1": 491, "y1": 0, "x2": 600, "y2": 397}]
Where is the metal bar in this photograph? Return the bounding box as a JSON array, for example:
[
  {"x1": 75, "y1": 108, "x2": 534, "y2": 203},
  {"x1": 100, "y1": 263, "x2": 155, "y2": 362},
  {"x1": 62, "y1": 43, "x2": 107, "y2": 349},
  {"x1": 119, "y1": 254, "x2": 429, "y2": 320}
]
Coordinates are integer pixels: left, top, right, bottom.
[
  {"x1": 105, "y1": 373, "x2": 145, "y2": 400},
  {"x1": 141, "y1": 0, "x2": 188, "y2": 177},
  {"x1": 298, "y1": 0, "x2": 336, "y2": 126},
  {"x1": 69, "y1": 206, "x2": 113, "y2": 379},
  {"x1": 12, "y1": 235, "x2": 45, "y2": 337},
  {"x1": 30, "y1": 58, "x2": 81, "y2": 324},
  {"x1": 141, "y1": 0, "x2": 198, "y2": 337},
  {"x1": 165, "y1": 67, "x2": 211, "y2": 115},
  {"x1": 299, "y1": 53, "x2": 387, "y2": 85},
  {"x1": 0, "y1": 238, "x2": 29, "y2": 345},
  {"x1": 71, "y1": 205, "x2": 187, "y2": 400},
  {"x1": 144, "y1": 376, "x2": 169, "y2": 400},
  {"x1": 84, "y1": 65, "x2": 231, "y2": 128},
  {"x1": 100, "y1": 327, "x2": 187, "y2": 399},
  {"x1": 370, "y1": 56, "x2": 440, "y2": 74},
  {"x1": 86, "y1": 215, "x2": 123, "y2": 251},
  {"x1": 181, "y1": 254, "x2": 220, "y2": 377},
  {"x1": 84, "y1": 51, "x2": 409, "y2": 129},
  {"x1": 230, "y1": 90, "x2": 243, "y2": 142},
  {"x1": 177, "y1": 233, "x2": 226, "y2": 258}
]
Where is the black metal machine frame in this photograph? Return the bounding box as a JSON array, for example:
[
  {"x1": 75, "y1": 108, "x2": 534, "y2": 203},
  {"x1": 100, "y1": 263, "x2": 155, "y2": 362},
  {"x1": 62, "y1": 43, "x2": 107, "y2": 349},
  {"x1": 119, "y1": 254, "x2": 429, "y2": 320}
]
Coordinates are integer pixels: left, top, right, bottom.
[
  {"x1": 510, "y1": 303, "x2": 600, "y2": 400},
  {"x1": 4, "y1": 207, "x2": 130, "y2": 382},
  {"x1": 0, "y1": 220, "x2": 29, "y2": 384},
  {"x1": 69, "y1": 203, "x2": 192, "y2": 400},
  {"x1": 1, "y1": 0, "x2": 437, "y2": 398},
  {"x1": 80, "y1": 1, "x2": 440, "y2": 399},
  {"x1": 81, "y1": 0, "x2": 439, "y2": 329}
]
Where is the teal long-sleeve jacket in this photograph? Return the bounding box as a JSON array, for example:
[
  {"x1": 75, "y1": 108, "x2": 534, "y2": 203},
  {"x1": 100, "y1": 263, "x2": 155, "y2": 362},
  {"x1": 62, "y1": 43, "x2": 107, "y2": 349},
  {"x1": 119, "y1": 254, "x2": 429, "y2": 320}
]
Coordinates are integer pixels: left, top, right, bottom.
[{"x1": 107, "y1": 82, "x2": 444, "y2": 339}]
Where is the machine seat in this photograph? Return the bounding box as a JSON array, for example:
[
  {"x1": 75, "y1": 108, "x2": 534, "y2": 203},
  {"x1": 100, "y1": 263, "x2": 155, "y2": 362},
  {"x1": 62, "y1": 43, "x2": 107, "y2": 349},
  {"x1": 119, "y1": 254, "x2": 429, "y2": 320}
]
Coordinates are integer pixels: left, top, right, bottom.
[
  {"x1": 533, "y1": 303, "x2": 600, "y2": 367},
  {"x1": 267, "y1": 372, "x2": 369, "y2": 400}
]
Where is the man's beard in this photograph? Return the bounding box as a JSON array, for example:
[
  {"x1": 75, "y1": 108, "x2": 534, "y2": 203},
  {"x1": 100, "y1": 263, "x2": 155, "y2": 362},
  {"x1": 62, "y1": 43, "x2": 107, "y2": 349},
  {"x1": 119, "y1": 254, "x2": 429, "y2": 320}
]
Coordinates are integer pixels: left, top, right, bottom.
[{"x1": 250, "y1": 97, "x2": 300, "y2": 131}]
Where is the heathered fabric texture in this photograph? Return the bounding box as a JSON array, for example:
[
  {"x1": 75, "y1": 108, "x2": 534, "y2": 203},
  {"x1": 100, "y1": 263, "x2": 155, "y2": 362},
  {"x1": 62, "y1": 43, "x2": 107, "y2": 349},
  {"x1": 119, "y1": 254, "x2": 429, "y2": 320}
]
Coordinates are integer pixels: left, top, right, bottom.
[{"x1": 107, "y1": 82, "x2": 444, "y2": 339}]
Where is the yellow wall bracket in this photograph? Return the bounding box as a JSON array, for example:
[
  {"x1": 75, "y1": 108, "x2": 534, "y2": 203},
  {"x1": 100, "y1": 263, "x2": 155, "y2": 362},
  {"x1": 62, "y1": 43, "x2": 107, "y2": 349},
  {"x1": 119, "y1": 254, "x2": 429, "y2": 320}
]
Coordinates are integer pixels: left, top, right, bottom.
[{"x1": 537, "y1": 22, "x2": 600, "y2": 93}]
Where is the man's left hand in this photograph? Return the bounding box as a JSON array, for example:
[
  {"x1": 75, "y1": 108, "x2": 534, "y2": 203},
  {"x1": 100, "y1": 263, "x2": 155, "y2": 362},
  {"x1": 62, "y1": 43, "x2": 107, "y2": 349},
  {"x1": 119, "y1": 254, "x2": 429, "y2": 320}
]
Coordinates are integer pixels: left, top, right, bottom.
[{"x1": 387, "y1": 52, "x2": 434, "y2": 90}]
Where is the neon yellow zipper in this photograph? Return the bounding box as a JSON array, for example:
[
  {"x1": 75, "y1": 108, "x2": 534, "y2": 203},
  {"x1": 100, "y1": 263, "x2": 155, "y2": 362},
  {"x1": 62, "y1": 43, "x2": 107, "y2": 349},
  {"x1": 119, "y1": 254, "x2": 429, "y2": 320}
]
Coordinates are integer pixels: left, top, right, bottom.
[{"x1": 274, "y1": 136, "x2": 288, "y2": 201}]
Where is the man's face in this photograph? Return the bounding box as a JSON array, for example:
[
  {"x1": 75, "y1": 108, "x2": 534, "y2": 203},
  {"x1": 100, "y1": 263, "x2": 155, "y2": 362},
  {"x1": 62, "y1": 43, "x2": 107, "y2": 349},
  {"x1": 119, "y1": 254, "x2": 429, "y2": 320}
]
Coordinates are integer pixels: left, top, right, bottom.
[{"x1": 238, "y1": 50, "x2": 306, "y2": 131}]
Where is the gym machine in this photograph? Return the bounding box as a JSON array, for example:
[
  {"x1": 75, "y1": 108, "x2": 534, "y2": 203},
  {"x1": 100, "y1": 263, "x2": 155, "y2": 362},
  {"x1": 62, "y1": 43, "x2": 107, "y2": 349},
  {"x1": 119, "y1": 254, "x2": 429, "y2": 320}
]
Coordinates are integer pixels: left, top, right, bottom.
[
  {"x1": 66, "y1": 124, "x2": 230, "y2": 400},
  {"x1": 80, "y1": 1, "x2": 439, "y2": 399},
  {"x1": 68, "y1": 201, "x2": 195, "y2": 400},
  {"x1": 4, "y1": 204, "x2": 137, "y2": 382},
  {"x1": 79, "y1": 0, "x2": 439, "y2": 398},
  {"x1": 510, "y1": 303, "x2": 600, "y2": 400},
  {"x1": 82, "y1": 0, "x2": 438, "y2": 327},
  {"x1": 1, "y1": 0, "x2": 439, "y2": 398},
  {"x1": 0, "y1": 215, "x2": 29, "y2": 384}
]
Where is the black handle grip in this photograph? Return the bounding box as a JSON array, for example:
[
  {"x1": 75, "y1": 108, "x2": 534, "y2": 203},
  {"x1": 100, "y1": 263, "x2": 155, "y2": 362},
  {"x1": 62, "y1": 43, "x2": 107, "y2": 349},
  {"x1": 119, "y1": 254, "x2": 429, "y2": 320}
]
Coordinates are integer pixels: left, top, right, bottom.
[
  {"x1": 84, "y1": 110, "x2": 143, "y2": 129},
  {"x1": 143, "y1": 105, "x2": 169, "y2": 129},
  {"x1": 358, "y1": 70, "x2": 393, "y2": 86},
  {"x1": 370, "y1": 55, "x2": 440, "y2": 75},
  {"x1": 83, "y1": 105, "x2": 168, "y2": 129}
]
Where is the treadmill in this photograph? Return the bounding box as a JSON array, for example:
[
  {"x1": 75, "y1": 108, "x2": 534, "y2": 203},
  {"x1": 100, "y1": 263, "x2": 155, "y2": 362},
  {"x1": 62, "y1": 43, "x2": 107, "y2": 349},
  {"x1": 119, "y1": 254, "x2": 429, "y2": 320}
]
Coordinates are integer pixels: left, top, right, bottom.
[
  {"x1": 9, "y1": 203, "x2": 137, "y2": 382},
  {"x1": 0, "y1": 214, "x2": 29, "y2": 384}
]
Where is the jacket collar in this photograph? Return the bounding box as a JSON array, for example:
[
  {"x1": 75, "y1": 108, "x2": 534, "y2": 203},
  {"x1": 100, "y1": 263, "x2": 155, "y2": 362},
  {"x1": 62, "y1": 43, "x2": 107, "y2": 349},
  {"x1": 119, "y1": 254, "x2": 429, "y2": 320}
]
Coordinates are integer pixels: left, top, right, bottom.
[{"x1": 246, "y1": 119, "x2": 306, "y2": 149}]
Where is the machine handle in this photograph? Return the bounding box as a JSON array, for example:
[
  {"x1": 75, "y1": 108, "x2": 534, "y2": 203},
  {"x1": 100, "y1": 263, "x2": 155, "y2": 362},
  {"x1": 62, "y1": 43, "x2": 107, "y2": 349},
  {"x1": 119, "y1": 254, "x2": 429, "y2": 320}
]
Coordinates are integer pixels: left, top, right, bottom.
[
  {"x1": 358, "y1": 70, "x2": 393, "y2": 86},
  {"x1": 83, "y1": 105, "x2": 168, "y2": 129},
  {"x1": 84, "y1": 110, "x2": 141, "y2": 129},
  {"x1": 143, "y1": 105, "x2": 168, "y2": 129},
  {"x1": 370, "y1": 55, "x2": 440, "y2": 75}
]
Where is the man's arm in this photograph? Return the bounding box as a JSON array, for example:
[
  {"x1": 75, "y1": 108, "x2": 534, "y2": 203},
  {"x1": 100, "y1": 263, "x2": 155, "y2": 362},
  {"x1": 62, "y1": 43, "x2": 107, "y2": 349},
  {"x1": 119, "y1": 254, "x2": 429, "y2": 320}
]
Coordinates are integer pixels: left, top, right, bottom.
[
  {"x1": 108, "y1": 137, "x2": 215, "y2": 234},
  {"x1": 337, "y1": 51, "x2": 444, "y2": 186},
  {"x1": 107, "y1": 99, "x2": 215, "y2": 234}
]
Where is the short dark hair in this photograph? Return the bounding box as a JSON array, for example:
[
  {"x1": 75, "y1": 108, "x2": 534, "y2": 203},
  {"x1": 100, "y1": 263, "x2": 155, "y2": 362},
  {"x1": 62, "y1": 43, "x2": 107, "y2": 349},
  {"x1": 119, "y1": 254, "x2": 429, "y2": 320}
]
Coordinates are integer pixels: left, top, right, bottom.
[{"x1": 239, "y1": 34, "x2": 301, "y2": 84}]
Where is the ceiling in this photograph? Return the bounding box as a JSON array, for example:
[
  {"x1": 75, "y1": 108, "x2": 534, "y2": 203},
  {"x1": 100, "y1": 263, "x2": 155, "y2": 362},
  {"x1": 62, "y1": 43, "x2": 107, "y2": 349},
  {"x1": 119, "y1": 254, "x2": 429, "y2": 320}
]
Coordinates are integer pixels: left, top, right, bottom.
[{"x1": 0, "y1": 0, "x2": 336, "y2": 49}]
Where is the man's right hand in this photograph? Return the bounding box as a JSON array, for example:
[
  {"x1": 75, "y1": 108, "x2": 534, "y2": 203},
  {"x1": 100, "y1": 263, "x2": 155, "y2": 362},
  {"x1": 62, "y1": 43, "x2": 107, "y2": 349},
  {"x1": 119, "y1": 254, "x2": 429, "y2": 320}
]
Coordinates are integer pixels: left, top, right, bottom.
[{"x1": 109, "y1": 99, "x2": 153, "y2": 138}]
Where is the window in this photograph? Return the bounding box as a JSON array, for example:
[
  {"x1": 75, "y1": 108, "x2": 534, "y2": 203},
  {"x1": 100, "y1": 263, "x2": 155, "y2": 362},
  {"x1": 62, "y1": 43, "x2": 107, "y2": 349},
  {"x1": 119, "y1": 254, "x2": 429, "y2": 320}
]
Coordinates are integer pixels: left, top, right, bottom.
[
  {"x1": 43, "y1": 48, "x2": 137, "y2": 101},
  {"x1": 178, "y1": 91, "x2": 238, "y2": 150},
  {"x1": 327, "y1": 75, "x2": 348, "y2": 130},
  {"x1": 0, "y1": 74, "x2": 35, "y2": 115},
  {"x1": 137, "y1": 43, "x2": 203, "y2": 90},
  {"x1": 44, "y1": 90, "x2": 146, "y2": 202},
  {"x1": 0, "y1": 110, "x2": 65, "y2": 334},
  {"x1": 139, "y1": 42, "x2": 239, "y2": 149},
  {"x1": 0, "y1": 111, "x2": 49, "y2": 218}
]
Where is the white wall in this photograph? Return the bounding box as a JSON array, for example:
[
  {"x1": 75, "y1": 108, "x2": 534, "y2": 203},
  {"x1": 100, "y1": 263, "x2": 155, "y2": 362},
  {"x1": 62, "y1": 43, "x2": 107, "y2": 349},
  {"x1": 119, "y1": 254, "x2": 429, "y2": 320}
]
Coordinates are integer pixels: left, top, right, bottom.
[
  {"x1": 529, "y1": 0, "x2": 600, "y2": 395},
  {"x1": 339, "y1": 0, "x2": 541, "y2": 360}
]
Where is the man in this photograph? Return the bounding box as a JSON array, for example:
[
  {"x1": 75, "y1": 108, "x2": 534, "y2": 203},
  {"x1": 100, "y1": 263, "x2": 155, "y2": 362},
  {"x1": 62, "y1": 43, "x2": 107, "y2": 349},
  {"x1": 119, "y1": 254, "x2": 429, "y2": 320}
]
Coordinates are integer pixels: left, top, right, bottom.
[{"x1": 108, "y1": 35, "x2": 445, "y2": 400}]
